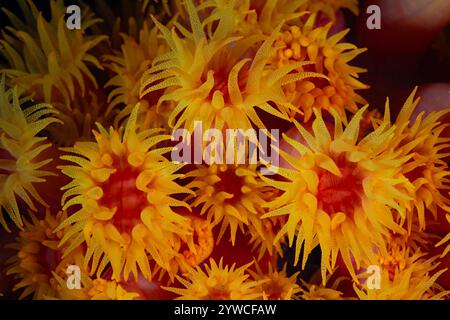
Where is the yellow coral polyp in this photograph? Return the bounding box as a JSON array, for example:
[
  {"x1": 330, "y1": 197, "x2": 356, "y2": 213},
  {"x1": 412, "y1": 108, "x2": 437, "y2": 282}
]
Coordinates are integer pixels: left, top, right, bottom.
[
  {"x1": 436, "y1": 213, "x2": 450, "y2": 257},
  {"x1": 302, "y1": 0, "x2": 359, "y2": 20},
  {"x1": 0, "y1": 0, "x2": 106, "y2": 106},
  {"x1": 85, "y1": 279, "x2": 139, "y2": 300},
  {"x1": 163, "y1": 258, "x2": 262, "y2": 299},
  {"x1": 273, "y1": 14, "x2": 368, "y2": 122},
  {"x1": 262, "y1": 106, "x2": 415, "y2": 282},
  {"x1": 355, "y1": 240, "x2": 449, "y2": 300},
  {"x1": 54, "y1": 271, "x2": 140, "y2": 300},
  {"x1": 176, "y1": 216, "x2": 214, "y2": 271},
  {"x1": 381, "y1": 88, "x2": 450, "y2": 231},
  {"x1": 297, "y1": 274, "x2": 346, "y2": 300},
  {"x1": 0, "y1": 0, "x2": 108, "y2": 145},
  {"x1": 105, "y1": 21, "x2": 169, "y2": 130},
  {"x1": 5, "y1": 210, "x2": 84, "y2": 299},
  {"x1": 1, "y1": 0, "x2": 450, "y2": 302},
  {"x1": 250, "y1": 263, "x2": 301, "y2": 300},
  {"x1": 186, "y1": 163, "x2": 274, "y2": 246},
  {"x1": 195, "y1": 0, "x2": 257, "y2": 39},
  {"x1": 140, "y1": 0, "x2": 325, "y2": 131},
  {"x1": 163, "y1": 215, "x2": 215, "y2": 279},
  {"x1": 57, "y1": 105, "x2": 194, "y2": 281},
  {"x1": 248, "y1": 211, "x2": 285, "y2": 260},
  {"x1": 0, "y1": 78, "x2": 60, "y2": 230}
]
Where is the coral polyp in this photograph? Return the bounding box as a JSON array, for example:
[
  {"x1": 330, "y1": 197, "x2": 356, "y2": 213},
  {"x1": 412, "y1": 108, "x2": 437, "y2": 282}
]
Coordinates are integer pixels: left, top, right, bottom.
[
  {"x1": 168, "y1": 215, "x2": 215, "y2": 275},
  {"x1": 0, "y1": 0, "x2": 449, "y2": 302},
  {"x1": 297, "y1": 276, "x2": 346, "y2": 300},
  {"x1": 186, "y1": 164, "x2": 274, "y2": 245},
  {"x1": 262, "y1": 107, "x2": 414, "y2": 281},
  {"x1": 382, "y1": 89, "x2": 450, "y2": 231},
  {"x1": 0, "y1": 0, "x2": 106, "y2": 106},
  {"x1": 272, "y1": 14, "x2": 368, "y2": 121},
  {"x1": 249, "y1": 263, "x2": 301, "y2": 300},
  {"x1": 104, "y1": 21, "x2": 169, "y2": 130},
  {"x1": 57, "y1": 105, "x2": 193, "y2": 281},
  {"x1": 163, "y1": 258, "x2": 262, "y2": 299},
  {"x1": 0, "y1": 0, "x2": 108, "y2": 144},
  {"x1": 5, "y1": 210, "x2": 84, "y2": 299},
  {"x1": 141, "y1": 0, "x2": 325, "y2": 131},
  {"x1": 0, "y1": 78, "x2": 60, "y2": 230},
  {"x1": 355, "y1": 238, "x2": 449, "y2": 300}
]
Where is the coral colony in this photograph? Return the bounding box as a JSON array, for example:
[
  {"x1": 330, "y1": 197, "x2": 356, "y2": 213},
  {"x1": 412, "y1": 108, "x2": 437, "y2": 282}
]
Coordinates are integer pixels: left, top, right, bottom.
[{"x1": 0, "y1": 0, "x2": 449, "y2": 300}]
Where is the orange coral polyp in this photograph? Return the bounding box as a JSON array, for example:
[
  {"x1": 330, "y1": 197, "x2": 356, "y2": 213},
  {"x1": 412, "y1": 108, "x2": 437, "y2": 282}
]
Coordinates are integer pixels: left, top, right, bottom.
[
  {"x1": 250, "y1": 263, "x2": 301, "y2": 300},
  {"x1": 356, "y1": 238, "x2": 449, "y2": 299}
]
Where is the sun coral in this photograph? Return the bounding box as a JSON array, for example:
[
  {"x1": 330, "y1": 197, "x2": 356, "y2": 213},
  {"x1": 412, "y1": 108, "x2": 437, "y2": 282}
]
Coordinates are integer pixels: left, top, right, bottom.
[
  {"x1": 104, "y1": 22, "x2": 170, "y2": 131},
  {"x1": 186, "y1": 164, "x2": 276, "y2": 246},
  {"x1": 248, "y1": 207, "x2": 285, "y2": 260},
  {"x1": 0, "y1": 78, "x2": 60, "y2": 230},
  {"x1": 85, "y1": 279, "x2": 140, "y2": 300},
  {"x1": 5, "y1": 210, "x2": 84, "y2": 299},
  {"x1": 262, "y1": 106, "x2": 415, "y2": 282},
  {"x1": 252, "y1": 0, "x2": 358, "y2": 35},
  {"x1": 0, "y1": 0, "x2": 108, "y2": 144},
  {"x1": 355, "y1": 239, "x2": 449, "y2": 300},
  {"x1": 380, "y1": 89, "x2": 450, "y2": 231},
  {"x1": 164, "y1": 214, "x2": 215, "y2": 279},
  {"x1": 141, "y1": 0, "x2": 325, "y2": 131},
  {"x1": 297, "y1": 276, "x2": 347, "y2": 300},
  {"x1": 163, "y1": 258, "x2": 261, "y2": 299},
  {"x1": 0, "y1": 0, "x2": 449, "y2": 302},
  {"x1": 249, "y1": 263, "x2": 301, "y2": 300},
  {"x1": 51, "y1": 270, "x2": 142, "y2": 300},
  {"x1": 57, "y1": 105, "x2": 194, "y2": 281},
  {"x1": 0, "y1": 0, "x2": 105, "y2": 106},
  {"x1": 195, "y1": 0, "x2": 257, "y2": 38},
  {"x1": 302, "y1": 0, "x2": 359, "y2": 21},
  {"x1": 55, "y1": 277, "x2": 140, "y2": 300},
  {"x1": 271, "y1": 14, "x2": 368, "y2": 122},
  {"x1": 437, "y1": 220, "x2": 450, "y2": 259}
]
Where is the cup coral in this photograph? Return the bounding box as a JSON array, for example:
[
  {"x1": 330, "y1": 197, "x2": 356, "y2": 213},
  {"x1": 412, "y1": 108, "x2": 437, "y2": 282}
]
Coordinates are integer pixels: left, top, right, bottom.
[
  {"x1": 0, "y1": 0, "x2": 108, "y2": 145},
  {"x1": 0, "y1": 0, "x2": 449, "y2": 302},
  {"x1": 56, "y1": 105, "x2": 194, "y2": 281},
  {"x1": 0, "y1": 77, "x2": 60, "y2": 230}
]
